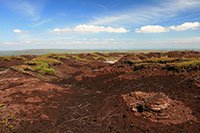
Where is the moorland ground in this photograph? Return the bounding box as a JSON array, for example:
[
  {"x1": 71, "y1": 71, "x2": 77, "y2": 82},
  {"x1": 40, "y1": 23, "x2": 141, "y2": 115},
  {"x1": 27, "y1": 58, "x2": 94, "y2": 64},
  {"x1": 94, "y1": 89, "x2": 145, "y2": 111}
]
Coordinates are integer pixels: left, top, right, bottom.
[{"x1": 0, "y1": 51, "x2": 199, "y2": 132}]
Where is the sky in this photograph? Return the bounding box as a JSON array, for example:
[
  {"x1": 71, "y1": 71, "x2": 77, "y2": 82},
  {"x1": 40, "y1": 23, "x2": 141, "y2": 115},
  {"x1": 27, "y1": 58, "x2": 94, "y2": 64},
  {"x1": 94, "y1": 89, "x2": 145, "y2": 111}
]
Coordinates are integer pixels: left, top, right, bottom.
[{"x1": 0, "y1": 0, "x2": 200, "y2": 50}]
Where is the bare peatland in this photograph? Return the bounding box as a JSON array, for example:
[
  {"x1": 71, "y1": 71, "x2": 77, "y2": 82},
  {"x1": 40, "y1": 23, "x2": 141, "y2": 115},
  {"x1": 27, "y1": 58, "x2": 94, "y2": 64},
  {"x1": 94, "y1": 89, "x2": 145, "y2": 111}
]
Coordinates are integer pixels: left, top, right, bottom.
[{"x1": 0, "y1": 51, "x2": 199, "y2": 132}]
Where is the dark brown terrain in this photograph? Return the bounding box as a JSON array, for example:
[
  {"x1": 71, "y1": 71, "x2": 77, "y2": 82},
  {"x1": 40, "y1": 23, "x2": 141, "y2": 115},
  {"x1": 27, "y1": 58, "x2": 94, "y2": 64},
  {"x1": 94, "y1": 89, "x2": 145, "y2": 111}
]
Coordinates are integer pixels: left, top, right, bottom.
[{"x1": 0, "y1": 51, "x2": 199, "y2": 133}]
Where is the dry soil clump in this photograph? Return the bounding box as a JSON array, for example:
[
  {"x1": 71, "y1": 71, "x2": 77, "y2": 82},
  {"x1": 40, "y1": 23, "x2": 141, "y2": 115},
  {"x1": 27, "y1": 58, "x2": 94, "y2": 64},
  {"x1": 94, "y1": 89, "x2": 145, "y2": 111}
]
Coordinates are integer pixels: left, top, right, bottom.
[{"x1": 122, "y1": 91, "x2": 198, "y2": 125}]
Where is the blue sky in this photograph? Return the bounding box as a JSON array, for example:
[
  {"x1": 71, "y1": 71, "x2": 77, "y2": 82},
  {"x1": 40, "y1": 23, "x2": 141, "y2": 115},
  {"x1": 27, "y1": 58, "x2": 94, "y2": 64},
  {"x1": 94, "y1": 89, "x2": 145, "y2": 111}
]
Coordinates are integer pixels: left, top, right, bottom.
[{"x1": 0, "y1": 0, "x2": 200, "y2": 50}]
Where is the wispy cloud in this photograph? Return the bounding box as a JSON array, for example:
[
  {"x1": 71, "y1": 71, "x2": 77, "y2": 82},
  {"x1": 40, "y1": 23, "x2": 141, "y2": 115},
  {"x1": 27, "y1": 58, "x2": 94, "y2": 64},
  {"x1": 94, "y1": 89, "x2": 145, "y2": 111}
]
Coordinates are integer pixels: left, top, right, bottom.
[
  {"x1": 3, "y1": 0, "x2": 43, "y2": 21},
  {"x1": 19, "y1": 1, "x2": 40, "y2": 21},
  {"x1": 91, "y1": 2, "x2": 107, "y2": 10},
  {"x1": 33, "y1": 18, "x2": 53, "y2": 27},
  {"x1": 52, "y1": 24, "x2": 129, "y2": 34},
  {"x1": 90, "y1": 0, "x2": 200, "y2": 26}
]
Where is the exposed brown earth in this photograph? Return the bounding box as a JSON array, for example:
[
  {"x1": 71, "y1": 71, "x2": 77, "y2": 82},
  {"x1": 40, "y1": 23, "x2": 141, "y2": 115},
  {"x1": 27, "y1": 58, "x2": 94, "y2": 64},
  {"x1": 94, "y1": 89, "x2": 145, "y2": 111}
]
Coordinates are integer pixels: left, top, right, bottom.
[{"x1": 0, "y1": 51, "x2": 199, "y2": 133}]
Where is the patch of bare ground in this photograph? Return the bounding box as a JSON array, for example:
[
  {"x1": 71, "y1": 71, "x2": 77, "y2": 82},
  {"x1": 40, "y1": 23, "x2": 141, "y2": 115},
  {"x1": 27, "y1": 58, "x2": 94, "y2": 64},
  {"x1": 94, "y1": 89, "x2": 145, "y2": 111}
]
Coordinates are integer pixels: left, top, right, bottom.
[{"x1": 0, "y1": 51, "x2": 199, "y2": 132}]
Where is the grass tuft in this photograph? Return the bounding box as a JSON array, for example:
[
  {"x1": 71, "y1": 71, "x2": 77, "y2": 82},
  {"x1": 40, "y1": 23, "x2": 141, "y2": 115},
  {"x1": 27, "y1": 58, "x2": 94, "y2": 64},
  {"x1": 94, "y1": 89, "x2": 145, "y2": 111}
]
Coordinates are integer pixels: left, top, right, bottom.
[
  {"x1": 91, "y1": 53, "x2": 107, "y2": 60},
  {"x1": 71, "y1": 55, "x2": 91, "y2": 63},
  {"x1": 146, "y1": 57, "x2": 178, "y2": 63},
  {"x1": 165, "y1": 58, "x2": 200, "y2": 71},
  {"x1": 91, "y1": 53, "x2": 121, "y2": 61},
  {"x1": 1, "y1": 56, "x2": 26, "y2": 61},
  {"x1": 11, "y1": 56, "x2": 60, "y2": 77},
  {"x1": 43, "y1": 53, "x2": 70, "y2": 60},
  {"x1": 171, "y1": 58, "x2": 200, "y2": 68},
  {"x1": 27, "y1": 57, "x2": 62, "y2": 66}
]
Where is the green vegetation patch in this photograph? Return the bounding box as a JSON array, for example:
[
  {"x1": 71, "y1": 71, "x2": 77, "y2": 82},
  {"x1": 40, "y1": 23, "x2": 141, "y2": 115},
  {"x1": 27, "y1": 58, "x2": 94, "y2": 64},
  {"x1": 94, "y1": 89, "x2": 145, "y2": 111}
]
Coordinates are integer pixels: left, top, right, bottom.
[
  {"x1": 146, "y1": 57, "x2": 179, "y2": 63},
  {"x1": 71, "y1": 55, "x2": 91, "y2": 63},
  {"x1": 1, "y1": 56, "x2": 26, "y2": 61},
  {"x1": 170, "y1": 58, "x2": 200, "y2": 69},
  {"x1": 165, "y1": 58, "x2": 200, "y2": 72},
  {"x1": 0, "y1": 104, "x2": 16, "y2": 130},
  {"x1": 106, "y1": 56, "x2": 122, "y2": 61},
  {"x1": 91, "y1": 53, "x2": 107, "y2": 60},
  {"x1": 92, "y1": 55, "x2": 101, "y2": 60},
  {"x1": 12, "y1": 56, "x2": 61, "y2": 78},
  {"x1": 0, "y1": 116, "x2": 16, "y2": 129},
  {"x1": 42, "y1": 53, "x2": 70, "y2": 60},
  {"x1": 0, "y1": 104, "x2": 4, "y2": 108},
  {"x1": 51, "y1": 55, "x2": 69, "y2": 60},
  {"x1": 35, "y1": 66, "x2": 56, "y2": 73},
  {"x1": 12, "y1": 64, "x2": 56, "y2": 76},
  {"x1": 131, "y1": 59, "x2": 143, "y2": 63},
  {"x1": 91, "y1": 53, "x2": 122, "y2": 61},
  {"x1": 12, "y1": 65, "x2": 36, "y2": 76},
  {"x1": 26, "y1": 57, "x2": 62, "y2": 66}
]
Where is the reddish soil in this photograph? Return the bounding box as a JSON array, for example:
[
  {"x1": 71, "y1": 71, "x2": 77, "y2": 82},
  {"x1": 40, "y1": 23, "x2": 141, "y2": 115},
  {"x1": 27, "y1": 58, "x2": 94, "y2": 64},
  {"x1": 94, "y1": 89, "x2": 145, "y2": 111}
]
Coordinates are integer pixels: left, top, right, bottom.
[{"x1": 0, "y1": 51, "x2": 200, "y2": 133}]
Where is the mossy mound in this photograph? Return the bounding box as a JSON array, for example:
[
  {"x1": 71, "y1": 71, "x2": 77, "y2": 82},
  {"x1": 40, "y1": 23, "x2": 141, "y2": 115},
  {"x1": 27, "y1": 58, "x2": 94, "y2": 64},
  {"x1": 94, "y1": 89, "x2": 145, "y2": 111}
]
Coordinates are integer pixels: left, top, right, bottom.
[
  {"x1": 166, "y1": 58, "x2": 200, "y2": 71},
  {"x1": 25, "y1": 57, "x2": 62, "y2": 66},
  {"x1": 11, "y1": 56, "x2": 62, "y2": 78},
  {"x1": 42, "y1": 53, "x2": 70, "y2": 60},
  {"x1": 1, "y1": 56, "x2": 26, "y2": 61},
  {"x1": 91, "y1": 53, "x2": 122, "y2": 62},
  {"x1": 71, "y1": 55, "x2": 91, "y2": 63},
  {"x1": 145, "y1": 57, "x2": 183, "y2": 64}
]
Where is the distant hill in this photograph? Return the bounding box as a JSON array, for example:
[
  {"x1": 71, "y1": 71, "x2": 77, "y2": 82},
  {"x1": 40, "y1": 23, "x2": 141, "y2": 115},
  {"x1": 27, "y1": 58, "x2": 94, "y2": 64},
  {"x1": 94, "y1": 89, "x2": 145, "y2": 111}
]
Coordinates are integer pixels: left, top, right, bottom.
[
  {"x1": 0, "y1": 49, "x2": 172, "y2": 56},
  {"x1": 1, "y1": 49, "x2": 199, "y2": 56}
]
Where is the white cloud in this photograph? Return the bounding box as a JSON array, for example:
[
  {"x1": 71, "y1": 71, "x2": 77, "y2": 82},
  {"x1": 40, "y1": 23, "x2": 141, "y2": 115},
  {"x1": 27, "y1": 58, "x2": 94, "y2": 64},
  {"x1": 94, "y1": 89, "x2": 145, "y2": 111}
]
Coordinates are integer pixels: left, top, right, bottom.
[
  {"x1": 90, "y1": 0, "x2": 200, "y2": 26},
  {"x1": 91, "y1": 38, "x2": 99, "y2": 41},
  {"x1": 82, "y1": 38, "x2": 87, "y2": 41},
  {"x1": 52, "y1": 24, "x2": 129, "y2": 33},
  {"x1": 169, "y1": 22, "x2": 200, "y2": 31},
  {"x1": 135, "y1": 25, "x2": 169, "y2": 33},
  {"x1": 105, "y1": 38, "x2": 115, "y2": 41},
  {"x1": 74, "y1": 25, "x2": 129, "y2": 33},
  {"x1": 13, "y1": 29, "x2": 22, "y2": 33},
  {"x1": 53, "y1": 27, "x2": 72, "y2": 33},
  {"x1": 2, "y1": 41, "x2": 19, "y2": 45},
  {"x1": 135, "y1": 22, "x2": 200, "y2": 33},
  {"x1": 91, "y1": 16, "x2": 123, "y2": 25}
]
